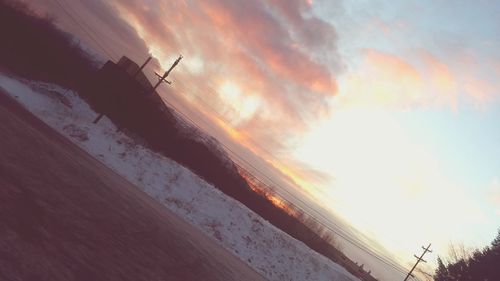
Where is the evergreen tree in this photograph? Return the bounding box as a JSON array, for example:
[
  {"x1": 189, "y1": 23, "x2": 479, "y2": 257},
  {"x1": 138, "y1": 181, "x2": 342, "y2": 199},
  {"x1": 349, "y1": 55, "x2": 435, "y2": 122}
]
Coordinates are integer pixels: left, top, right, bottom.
[
  {"x1": 434, "y1": 228, "x2": 500, "y2": 281},
  {"x1": 492, "y1": 229, "x2": 500, "y2": 249},
  {"x1": 434, "y1": 257, "x2": 449, "y2": 281}
]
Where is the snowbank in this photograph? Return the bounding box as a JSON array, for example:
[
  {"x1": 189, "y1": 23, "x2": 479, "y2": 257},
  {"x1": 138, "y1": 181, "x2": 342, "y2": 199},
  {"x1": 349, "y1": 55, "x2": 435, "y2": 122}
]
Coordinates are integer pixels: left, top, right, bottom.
[{"x1": 0, "y1": 75, "x2": 359, "y2": 281}]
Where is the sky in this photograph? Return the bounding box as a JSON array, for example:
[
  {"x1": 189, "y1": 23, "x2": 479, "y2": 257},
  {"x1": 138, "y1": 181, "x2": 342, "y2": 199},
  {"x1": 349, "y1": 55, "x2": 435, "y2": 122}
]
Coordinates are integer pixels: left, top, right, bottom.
[
  {"x1": 26, "y1": 0, "x2": 500, "y2": 280},
  {"x1": 306, "y1": 0, "x2": 500, "y2": 257}
]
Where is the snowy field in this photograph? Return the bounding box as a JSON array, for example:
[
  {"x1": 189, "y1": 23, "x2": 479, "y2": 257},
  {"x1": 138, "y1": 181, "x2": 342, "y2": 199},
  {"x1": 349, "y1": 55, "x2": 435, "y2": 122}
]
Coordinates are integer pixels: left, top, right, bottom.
[{"x1": 0, "y1": 74, "x2": 359, "y2": 281}]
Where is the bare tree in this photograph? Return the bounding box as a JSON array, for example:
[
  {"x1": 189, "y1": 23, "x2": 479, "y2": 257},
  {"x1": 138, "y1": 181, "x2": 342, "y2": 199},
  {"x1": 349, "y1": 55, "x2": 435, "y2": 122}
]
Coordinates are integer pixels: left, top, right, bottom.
[
  {"x1": 447, "y1": 242, "x2": 474, "y2": 264},
  {"x1": 414, "y1": 266, "x2": 434, "y2": 281}
]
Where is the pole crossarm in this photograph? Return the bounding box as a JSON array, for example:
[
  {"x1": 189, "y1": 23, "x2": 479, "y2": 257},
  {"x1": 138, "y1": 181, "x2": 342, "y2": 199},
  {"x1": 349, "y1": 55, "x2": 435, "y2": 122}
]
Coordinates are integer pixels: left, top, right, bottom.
[
  {"x1": 155, "y1": 72, "x2": 172, "y2": 84},
  {"x1": 150, "y1": 55, "x2": 182, "y2": 94}
]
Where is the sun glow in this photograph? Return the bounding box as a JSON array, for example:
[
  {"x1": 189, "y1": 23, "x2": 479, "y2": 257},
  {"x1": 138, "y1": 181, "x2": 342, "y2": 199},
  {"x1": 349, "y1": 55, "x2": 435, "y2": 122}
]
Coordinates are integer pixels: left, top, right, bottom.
[
  {"x1": 182, "y1": 48, "x2": 492, "y2": 263},
  {"x1": 213, "y1": 116, "x2": 245, "y2": 141},
  {"x1": 218, "y1": 81, "x2": 261, "y2": 126},
  {"x1": 239, "y1": 166, "x2": 298, "y2": 217},
  {"x1": 293, "y1": 93, "x2": 488, "y2": 262}
]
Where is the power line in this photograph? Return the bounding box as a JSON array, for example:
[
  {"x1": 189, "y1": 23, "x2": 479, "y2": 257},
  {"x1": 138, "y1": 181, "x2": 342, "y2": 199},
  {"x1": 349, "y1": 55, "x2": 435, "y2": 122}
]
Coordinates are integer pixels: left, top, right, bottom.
[
  {"x1": 157, "y1": 83, "x2": 412, "y2": 277},
  {"x1": 51, "y1": 0, "x2": 118, "y2": 61},
  {"x1": 46, "y1": 4, "x2": 416, "y2": 275},
  {"x1": 166, "y1": 80, "x2": 415, "y2": 275},
  {"x1": 164, "y1": 79, "x2": 412, "y2": 274}
]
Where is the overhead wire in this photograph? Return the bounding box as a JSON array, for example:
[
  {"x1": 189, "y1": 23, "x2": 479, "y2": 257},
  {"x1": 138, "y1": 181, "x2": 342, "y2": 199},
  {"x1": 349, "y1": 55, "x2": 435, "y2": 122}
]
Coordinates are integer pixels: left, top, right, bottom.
[
  {"x1": 169, "y1": 79, "x2": 415, "y2": 275},
  {"x1": 160, "y1": 80, "x2": 413, "y2": 276},
  {"x1": 44, "y1": 3, "x2": 416, "y2": 278},
  {"x1": 166, "y1": 78, "x2": 413, "y2": 274},
  {"x1": 51, "y1": 0, "x2": 118, "y2": 61}
]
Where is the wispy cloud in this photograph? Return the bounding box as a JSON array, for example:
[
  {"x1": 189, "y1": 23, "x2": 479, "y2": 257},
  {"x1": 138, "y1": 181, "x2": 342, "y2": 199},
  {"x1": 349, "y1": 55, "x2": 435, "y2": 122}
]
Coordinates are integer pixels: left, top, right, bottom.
[{"x1": 338, "y1": 48, "x2": 499, "y2": 111}]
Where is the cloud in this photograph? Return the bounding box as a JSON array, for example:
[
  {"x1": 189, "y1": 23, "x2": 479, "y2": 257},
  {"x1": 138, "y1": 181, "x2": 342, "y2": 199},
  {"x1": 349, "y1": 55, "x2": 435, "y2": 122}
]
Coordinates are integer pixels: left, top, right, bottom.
[
  {"x1": 26, "y1": 0, "x2": 156, "y2": 65},
  {"x1": 419, "y1": 50, "x2": 458, "y2": 108},
  {"x1": 364, "y1": 49, "x2": 422, "y2": 85},
  {"x1": 339, "y1": 48, "x2": 499, "y2": 111},
  {"x1": 107, "y1": 0, "x2": 341, "y2": 155},
  {"x1": 27, "y1": 0, "x2": 342, "y2": 189},
  {"x1": 338, "y1": 49, "x2": 425, "y2": 109}
]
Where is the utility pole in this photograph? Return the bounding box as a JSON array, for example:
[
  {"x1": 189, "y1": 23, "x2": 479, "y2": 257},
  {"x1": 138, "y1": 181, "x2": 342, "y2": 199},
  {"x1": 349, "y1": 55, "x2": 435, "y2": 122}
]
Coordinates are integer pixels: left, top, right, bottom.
[
  {"x1": 149, "y1": 55, "x2": 182, "y2": 94},
  {"x1": 92, "y1": 55, "x2": 182, "y2": 124},
  {"x1": 133, "y1": 56, "x2": 152, "y2": 78},
  {"x1": 404, "y1": 243, "x2": 432, "y2": 281}
]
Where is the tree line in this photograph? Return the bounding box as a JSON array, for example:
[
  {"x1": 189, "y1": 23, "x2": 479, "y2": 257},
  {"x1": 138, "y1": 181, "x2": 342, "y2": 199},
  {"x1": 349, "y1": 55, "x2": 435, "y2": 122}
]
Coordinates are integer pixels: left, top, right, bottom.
[{"x1": 435, "y1": 229, "x2": 500, "y2": 280}]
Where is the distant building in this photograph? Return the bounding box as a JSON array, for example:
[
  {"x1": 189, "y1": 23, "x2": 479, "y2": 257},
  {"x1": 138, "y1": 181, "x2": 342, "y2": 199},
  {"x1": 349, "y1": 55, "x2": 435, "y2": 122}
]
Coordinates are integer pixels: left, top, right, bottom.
[
  {"x1": 116, "y1": 56, "x2": 153, "y2": 92},
  {"x1": 113, "y1": 56, "x2": 169, "y2": 113}
]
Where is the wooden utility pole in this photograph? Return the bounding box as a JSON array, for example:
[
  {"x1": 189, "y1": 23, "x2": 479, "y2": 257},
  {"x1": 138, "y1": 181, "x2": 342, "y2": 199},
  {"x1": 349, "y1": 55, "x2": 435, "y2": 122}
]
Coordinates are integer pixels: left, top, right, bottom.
[
  {"x1": 133, "y1": 56, "x2": 152, "y2": 78},
  {"x1": 404, "y1": 243, "x2": 432, "y2": 281},
  {"x1": 149, "y1": 55, "x2": 182, "y2": 94}
]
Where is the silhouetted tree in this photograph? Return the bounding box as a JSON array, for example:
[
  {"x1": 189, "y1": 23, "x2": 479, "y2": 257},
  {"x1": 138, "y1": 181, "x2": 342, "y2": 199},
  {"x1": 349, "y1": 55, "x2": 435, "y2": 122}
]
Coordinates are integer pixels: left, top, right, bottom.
[
  {"x1": 434, "y1": 229, "x2": 500, "y2": 281},
  {"x1": 492, "y1": 229, "x2": 500, "y2": 249},
  {"x1": 0, "y1": 0, "x2": 97, "y2": 90},
  {"x1": 434, "y1": 257, "x2": 449, "y2": 280}
]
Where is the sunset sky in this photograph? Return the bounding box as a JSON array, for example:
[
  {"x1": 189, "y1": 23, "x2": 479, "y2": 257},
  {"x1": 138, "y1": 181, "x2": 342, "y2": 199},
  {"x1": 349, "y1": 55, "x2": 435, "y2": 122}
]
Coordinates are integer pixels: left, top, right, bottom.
[{"x1": 29, "y1": 0, "x2": 500, "y2": 279}]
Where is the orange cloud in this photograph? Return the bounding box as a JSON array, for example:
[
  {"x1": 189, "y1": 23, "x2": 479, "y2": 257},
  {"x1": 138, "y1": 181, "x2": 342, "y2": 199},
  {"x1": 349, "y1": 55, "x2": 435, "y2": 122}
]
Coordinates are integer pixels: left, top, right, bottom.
[
  {"x1": 364, "y1": 49, "x2": 421, "y2": 84},
  {"x1": 339, "y1": 49, "x2": 425, "y2": 109},
  {"x1": 418, "y1": 50, "x2": 458, "y2": 109},
  {"x1": 422, "y1": 52, "x2": 455, "y2": 92},
  {"x1": 340, "y1": 49, "x2": 498, "y2": 111}
]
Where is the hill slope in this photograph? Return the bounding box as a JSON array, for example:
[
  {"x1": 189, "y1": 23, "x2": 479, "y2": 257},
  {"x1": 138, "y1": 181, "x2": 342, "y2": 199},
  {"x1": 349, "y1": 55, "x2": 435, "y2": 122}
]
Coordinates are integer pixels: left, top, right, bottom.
[
  {"x1": 0, "y1": 89, "x2": 265, "y2": 281},
  {"x1": 0, "y1": 74, "x2": 359, "y2": 281}
]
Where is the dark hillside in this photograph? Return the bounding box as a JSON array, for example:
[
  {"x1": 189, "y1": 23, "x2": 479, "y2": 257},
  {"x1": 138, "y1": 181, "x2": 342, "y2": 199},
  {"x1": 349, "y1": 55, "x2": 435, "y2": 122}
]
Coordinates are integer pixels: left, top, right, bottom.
[{"x1": 0, "y1": 0, "x2": 97, "y2": 90}]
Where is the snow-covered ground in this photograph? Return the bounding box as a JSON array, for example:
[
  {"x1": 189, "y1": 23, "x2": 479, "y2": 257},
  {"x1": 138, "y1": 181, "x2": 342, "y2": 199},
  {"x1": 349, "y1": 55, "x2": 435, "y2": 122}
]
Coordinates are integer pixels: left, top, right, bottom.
[{"x1": 0, "y1": 74, "x2": 360, "y2": 281}]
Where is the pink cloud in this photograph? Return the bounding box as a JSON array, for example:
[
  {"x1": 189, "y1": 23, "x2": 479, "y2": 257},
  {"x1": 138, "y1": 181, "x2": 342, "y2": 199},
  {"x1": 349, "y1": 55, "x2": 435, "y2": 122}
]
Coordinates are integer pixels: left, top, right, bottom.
[
  {"x1": 23, "y1": 0, "x2": 343, "y2": 192},
  {"x1": 364, "y1": 49, "x2": 422, "y2": 84},
  {"x1": 341, "y1": 48, "x2": 498, "y2": 110},
  {"x1": 108, "y1": 0, "x2": 341, "y2": 153}
]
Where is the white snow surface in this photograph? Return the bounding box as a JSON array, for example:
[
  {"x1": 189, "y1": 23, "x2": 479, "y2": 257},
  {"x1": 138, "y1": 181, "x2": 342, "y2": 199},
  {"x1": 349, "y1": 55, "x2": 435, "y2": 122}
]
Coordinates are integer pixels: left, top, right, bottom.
[{"x1": 0, "y1": 75, "x2": 360, "y2": 281}]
